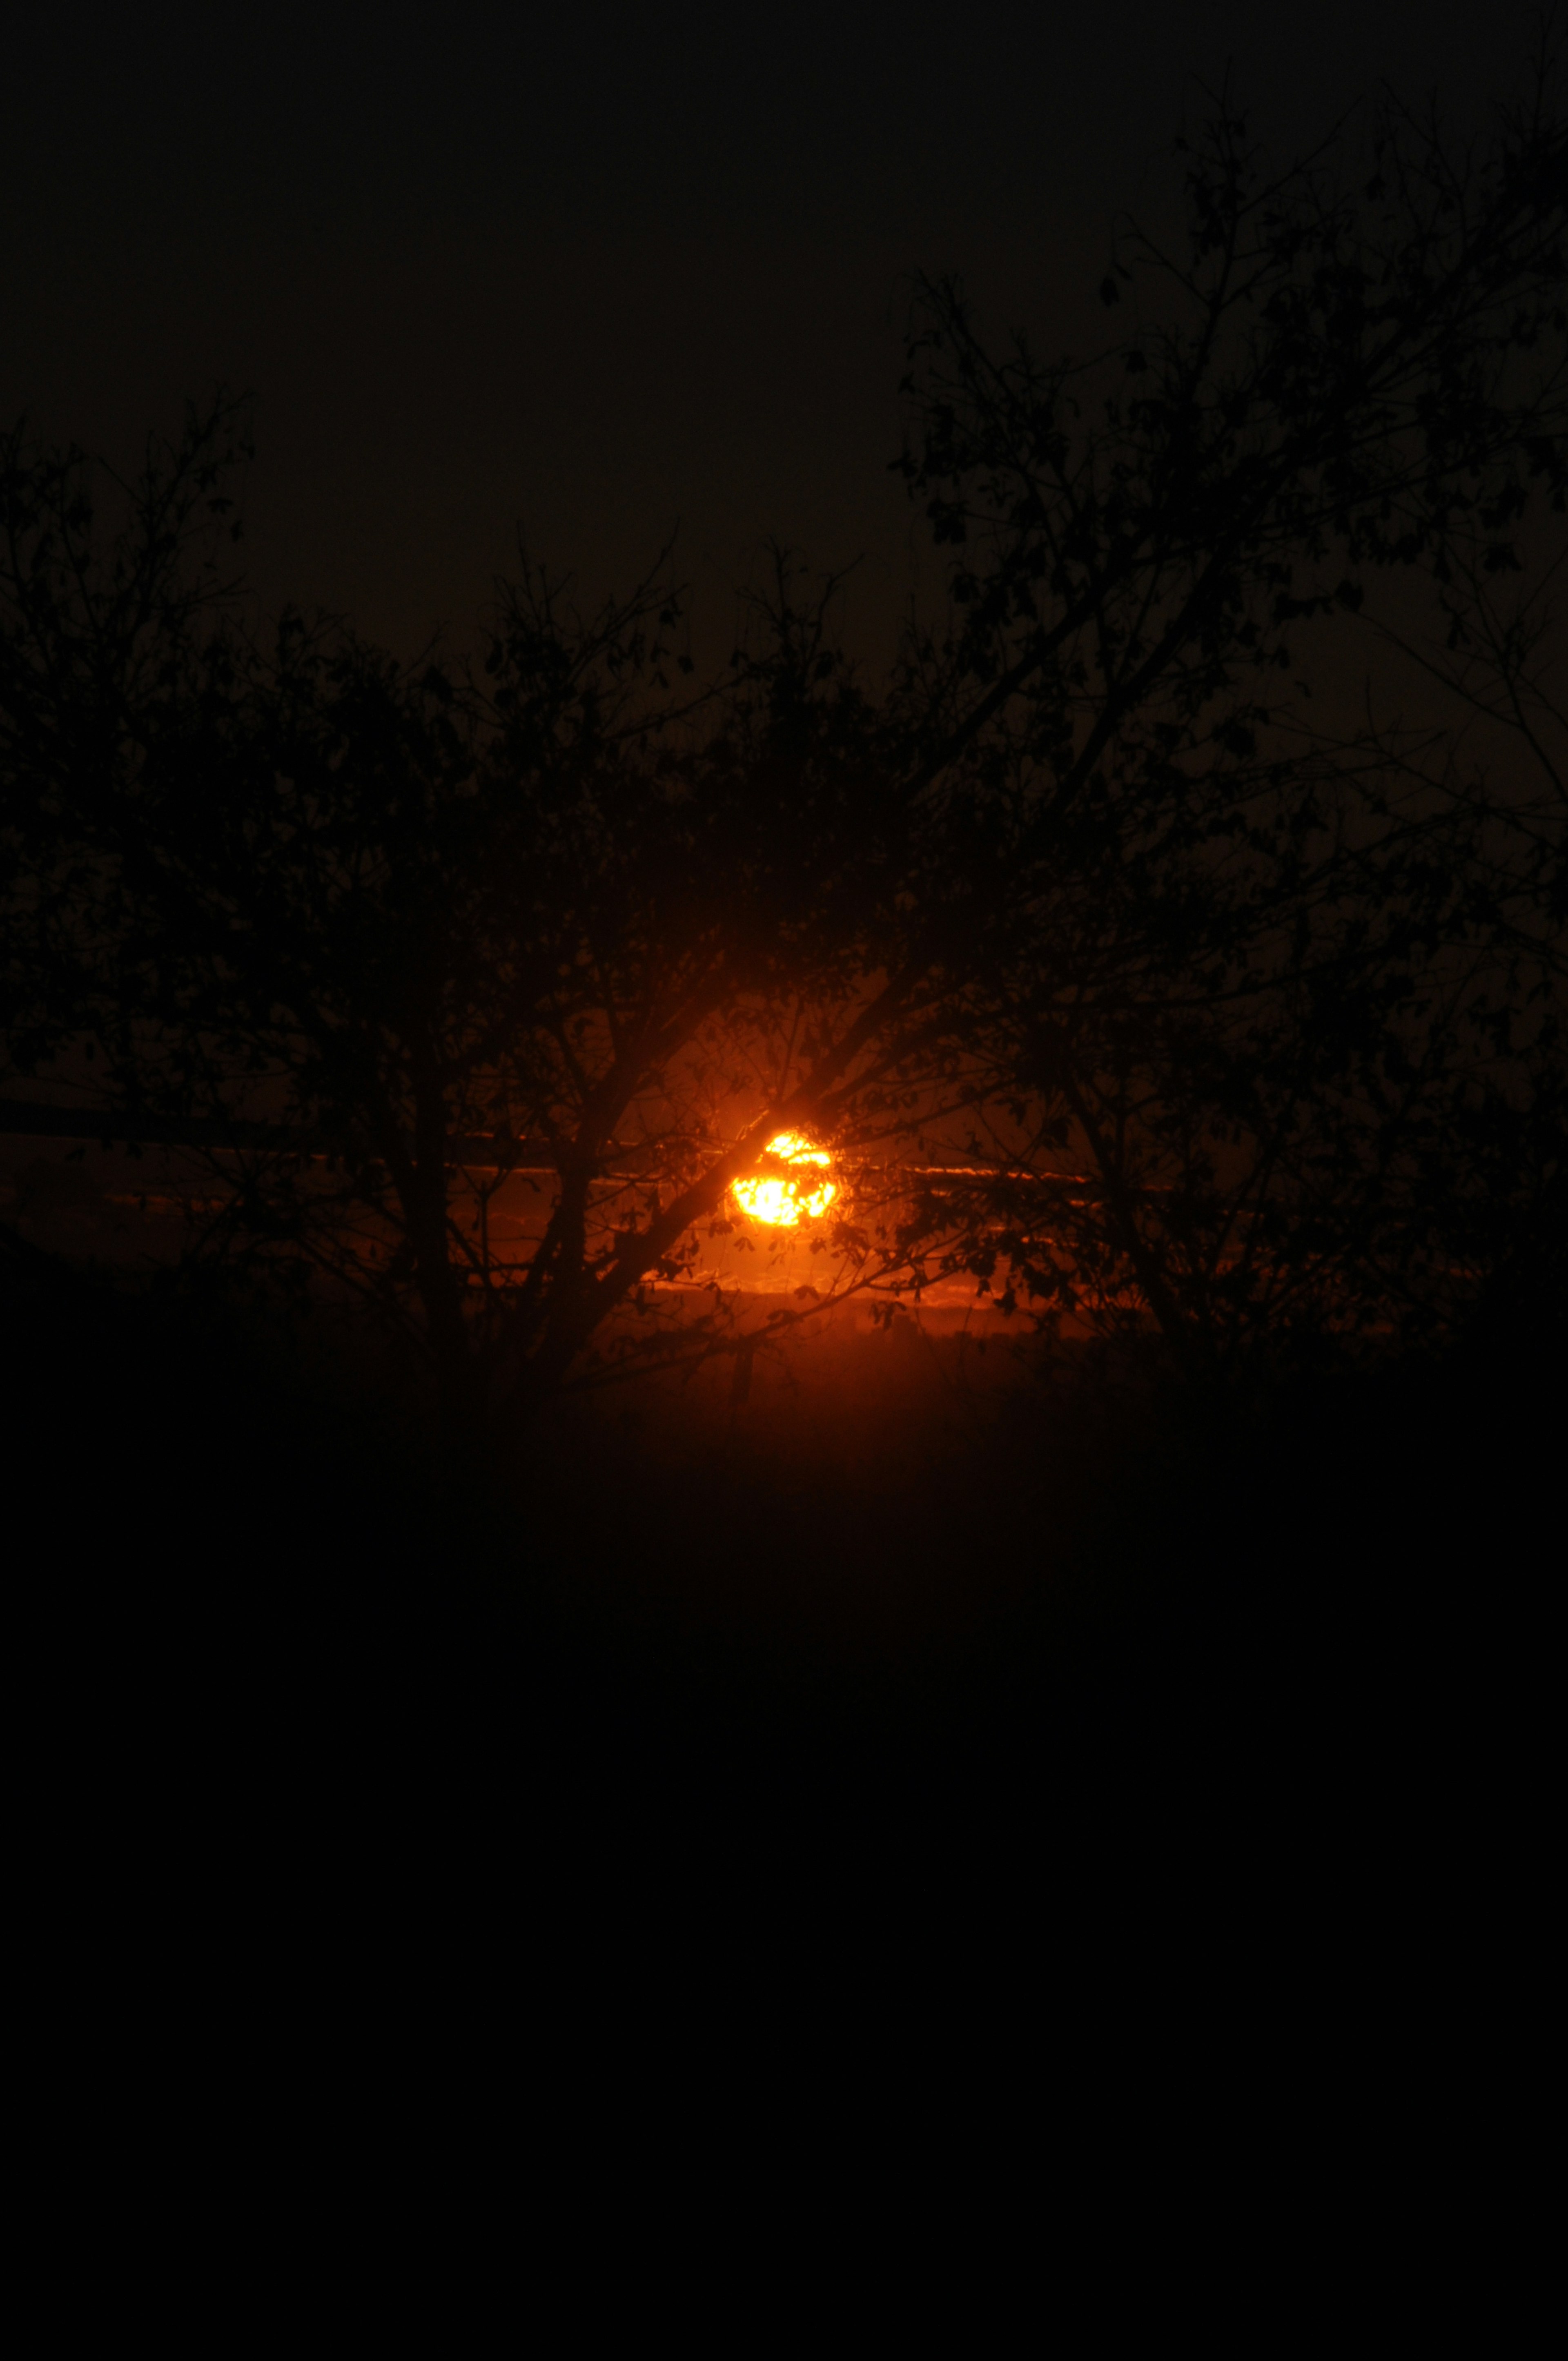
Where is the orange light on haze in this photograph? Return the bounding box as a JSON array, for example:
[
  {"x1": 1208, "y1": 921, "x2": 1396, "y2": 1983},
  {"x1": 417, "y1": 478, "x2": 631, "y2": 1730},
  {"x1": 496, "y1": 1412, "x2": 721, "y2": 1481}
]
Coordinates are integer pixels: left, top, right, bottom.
[{"x1": 731, "y1": 1131, "x2": 838, "y2": 1227}]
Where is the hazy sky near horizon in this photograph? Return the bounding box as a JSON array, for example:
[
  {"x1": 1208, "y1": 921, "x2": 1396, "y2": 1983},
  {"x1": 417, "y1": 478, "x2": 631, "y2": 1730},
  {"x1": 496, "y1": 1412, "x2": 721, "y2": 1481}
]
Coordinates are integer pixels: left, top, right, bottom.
[{"x1": 5, "y1": 1, "x2": 1552, "y2": 662}]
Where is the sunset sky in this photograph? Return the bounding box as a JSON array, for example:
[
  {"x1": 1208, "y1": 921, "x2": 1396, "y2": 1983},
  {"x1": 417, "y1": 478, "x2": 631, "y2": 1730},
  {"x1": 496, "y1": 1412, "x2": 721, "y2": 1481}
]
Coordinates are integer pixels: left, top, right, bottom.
[{"x1": 5, "y1": 1, "x2": 1545, "y2": 662}]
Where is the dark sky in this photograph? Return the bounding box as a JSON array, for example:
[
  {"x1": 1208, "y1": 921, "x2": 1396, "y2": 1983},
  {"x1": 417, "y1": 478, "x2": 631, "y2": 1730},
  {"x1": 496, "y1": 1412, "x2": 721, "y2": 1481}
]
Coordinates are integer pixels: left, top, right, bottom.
[{"x1": 4, "y1": 1, "x2": 1546, "y2": 664}]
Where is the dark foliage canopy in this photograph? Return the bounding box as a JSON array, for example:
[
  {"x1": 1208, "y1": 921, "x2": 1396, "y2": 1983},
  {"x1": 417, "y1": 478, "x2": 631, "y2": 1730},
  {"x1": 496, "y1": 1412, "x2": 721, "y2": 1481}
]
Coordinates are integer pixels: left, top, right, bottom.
[{"x1": 3, "y1": 67, "x2": 1565, "y2": 1436}]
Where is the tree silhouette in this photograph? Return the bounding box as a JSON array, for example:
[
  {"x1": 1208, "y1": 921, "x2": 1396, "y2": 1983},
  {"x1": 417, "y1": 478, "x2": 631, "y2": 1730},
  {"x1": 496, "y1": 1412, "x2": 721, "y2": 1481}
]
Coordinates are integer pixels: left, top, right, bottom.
[
  {"x1": 878, "y1": 65, "x2": 1567, "y2": 1370},
  {"x1": 3, "y1": 479, "x2": 974, "y2": 1440},
  {"x1": 1, "y1": 394, "x2": 251, "y2": 1097},
  {"x1": 3, "y1": 65, "x2": 1565, "y2": 1434}
]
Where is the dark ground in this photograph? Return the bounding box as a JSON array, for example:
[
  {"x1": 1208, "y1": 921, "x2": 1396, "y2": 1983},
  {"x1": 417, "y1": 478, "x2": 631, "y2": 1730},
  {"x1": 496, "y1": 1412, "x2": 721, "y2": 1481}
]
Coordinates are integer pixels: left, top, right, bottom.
[{"x1": 5, "y1": 1243, "x2": 1557, "y2": 1936}]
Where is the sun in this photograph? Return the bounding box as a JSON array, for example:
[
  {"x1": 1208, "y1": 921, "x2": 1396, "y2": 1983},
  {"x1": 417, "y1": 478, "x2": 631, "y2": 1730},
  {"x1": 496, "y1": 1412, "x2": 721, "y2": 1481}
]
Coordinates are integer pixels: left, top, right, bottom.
[{"x1": 731, "y1": 1131, "x2": 838, "y2": 1227}]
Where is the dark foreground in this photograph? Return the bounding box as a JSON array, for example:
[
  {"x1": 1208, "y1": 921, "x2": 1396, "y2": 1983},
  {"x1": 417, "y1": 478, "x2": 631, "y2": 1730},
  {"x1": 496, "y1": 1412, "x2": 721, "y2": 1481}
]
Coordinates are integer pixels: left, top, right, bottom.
[{"x1": 5, "y1": 1251, "x2": 1559, "y2": 1922}]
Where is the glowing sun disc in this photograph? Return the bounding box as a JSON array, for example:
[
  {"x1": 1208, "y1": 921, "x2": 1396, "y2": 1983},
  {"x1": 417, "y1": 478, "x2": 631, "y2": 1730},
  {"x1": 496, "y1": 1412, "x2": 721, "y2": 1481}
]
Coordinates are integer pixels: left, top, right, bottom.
[{"x1": 732, "y1": 1130, "x2": 838, "y2": 1227}]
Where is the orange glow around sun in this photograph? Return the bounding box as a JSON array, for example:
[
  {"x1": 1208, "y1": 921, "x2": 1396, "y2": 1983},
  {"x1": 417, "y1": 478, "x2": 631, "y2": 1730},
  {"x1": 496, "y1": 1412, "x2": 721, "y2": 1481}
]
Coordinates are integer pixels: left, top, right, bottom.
[{"x1": 731, "y1": 1131, "x2": 838, "y2": 1227}]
